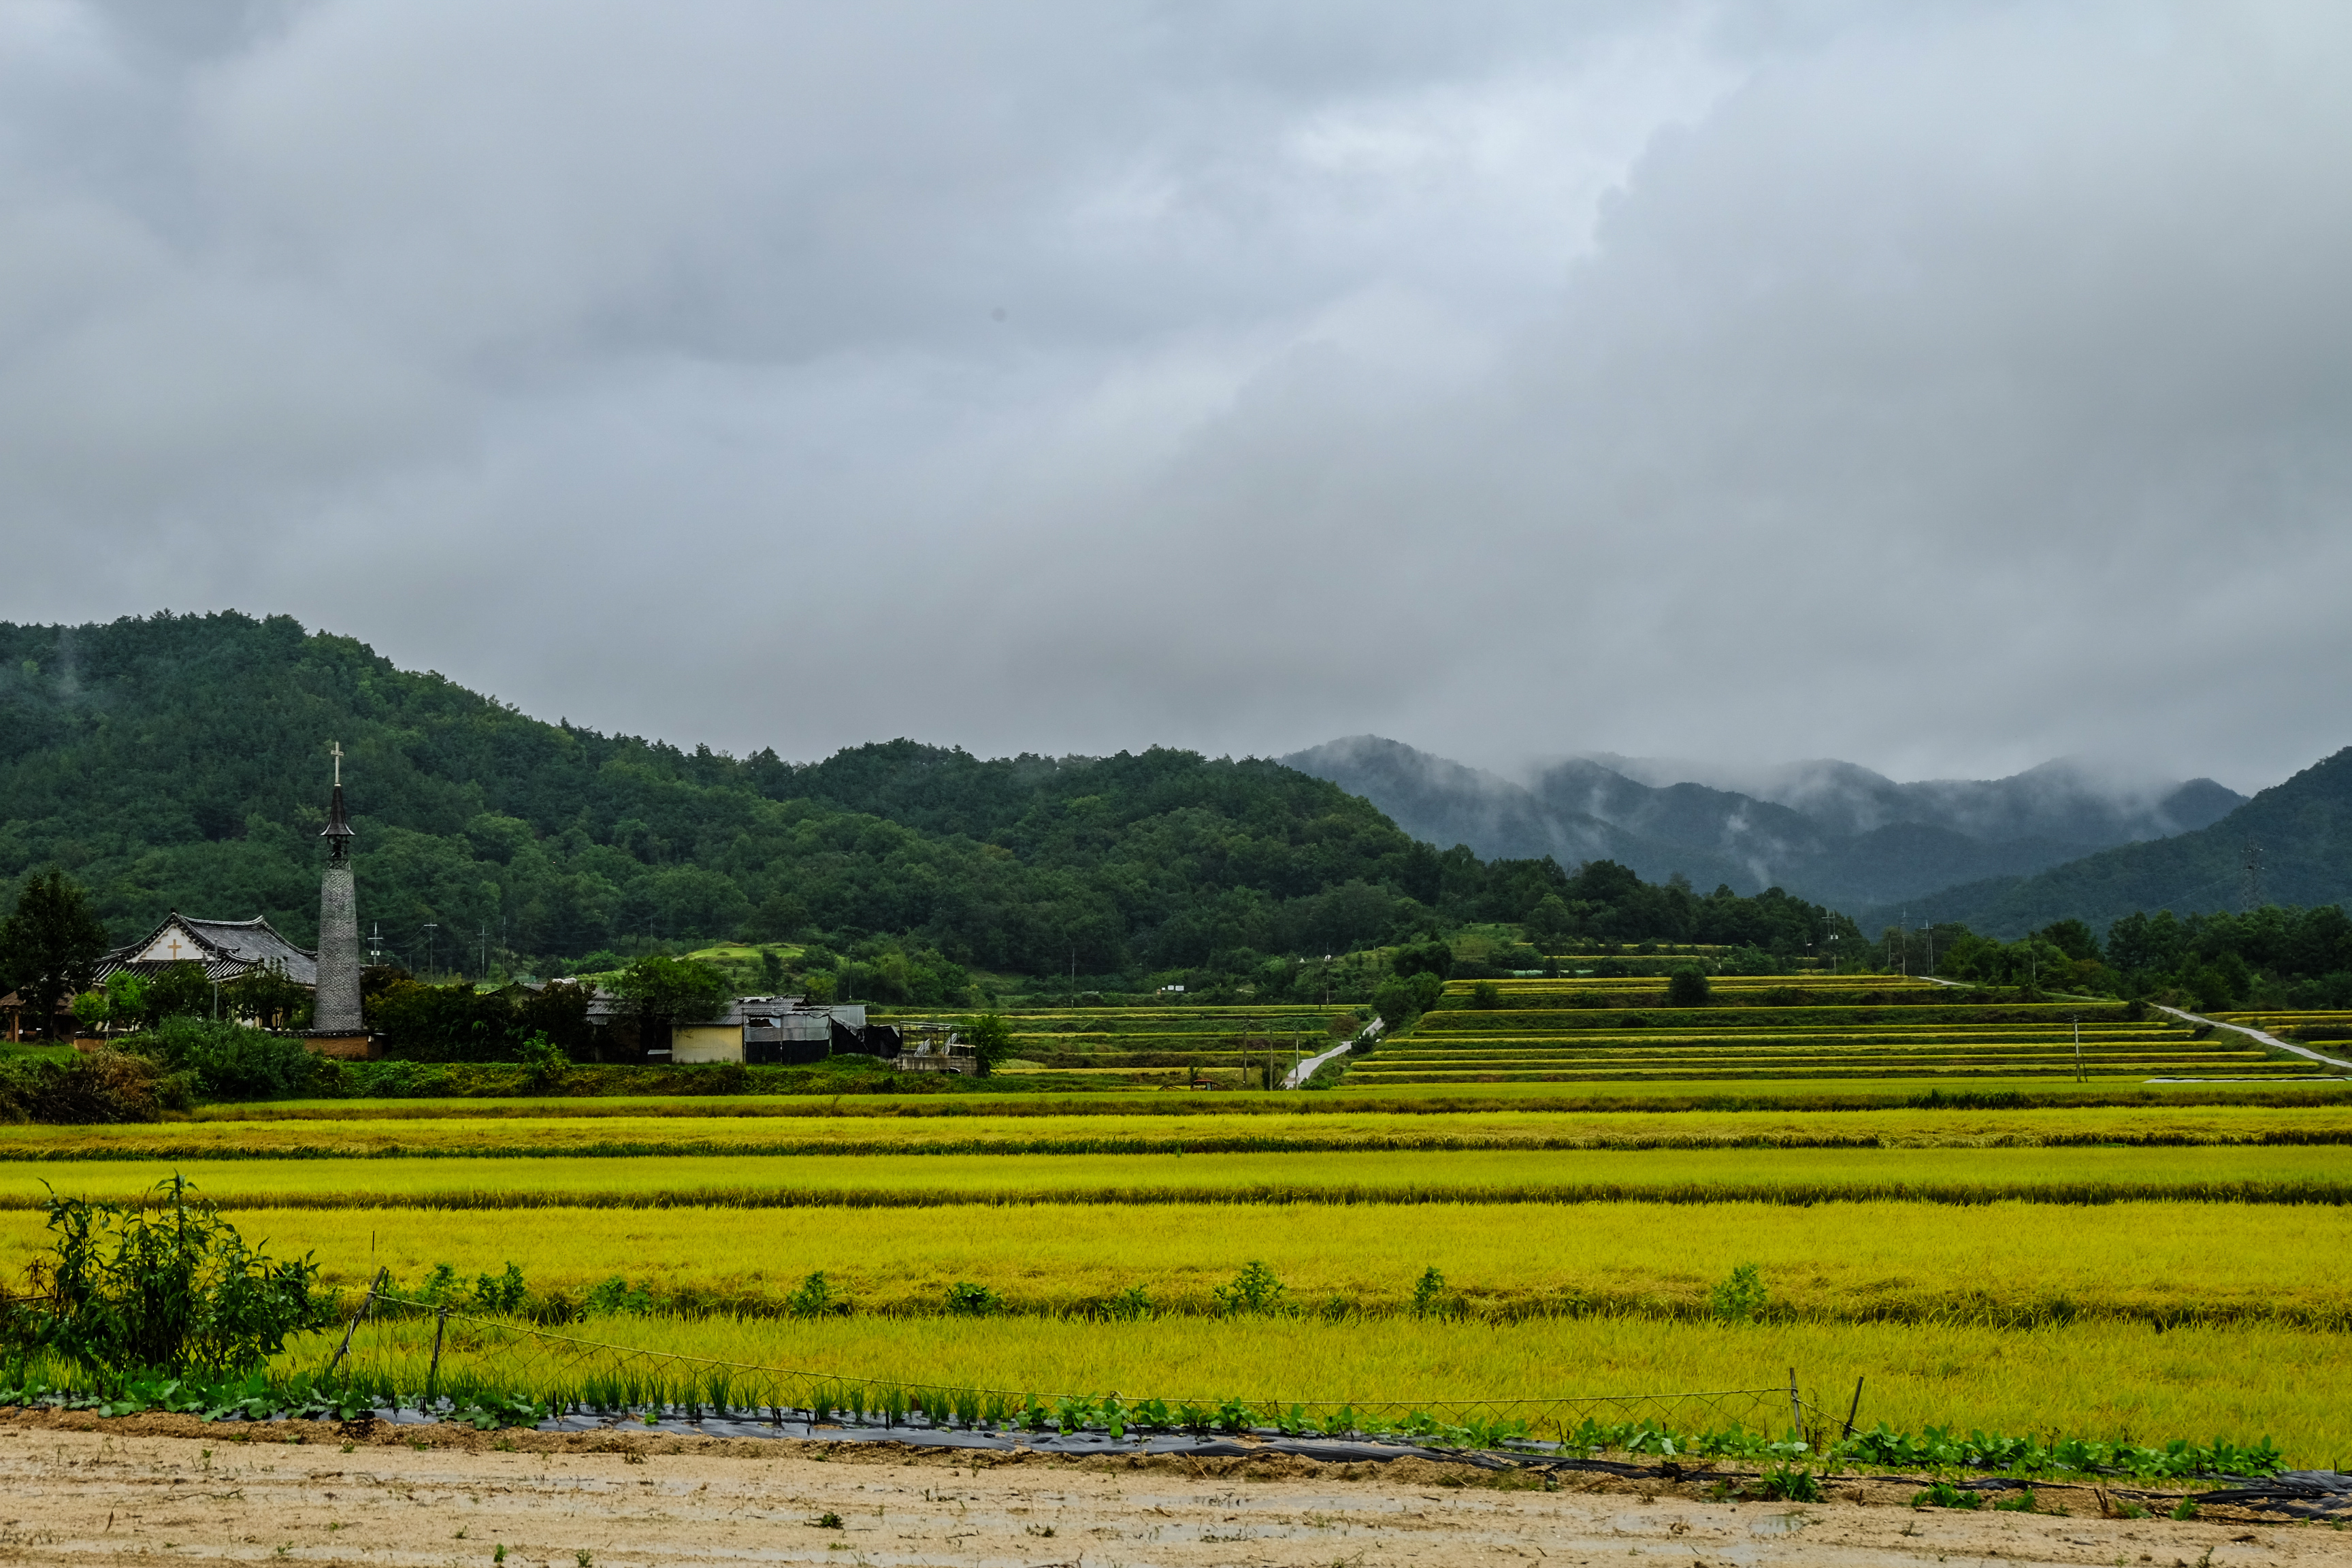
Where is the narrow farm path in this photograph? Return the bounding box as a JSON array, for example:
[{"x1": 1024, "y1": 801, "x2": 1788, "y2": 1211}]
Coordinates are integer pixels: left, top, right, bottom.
[
  {"x1": 1919, "y1": 975, "x2": 2352, "y2": 1074},
  {"x1": 2151, "y1": 1004, "x2": 2352, "y2": 1073},
  {"x1": 1284, "y1": 1018, "x2": 1381, "y2": 1088}
]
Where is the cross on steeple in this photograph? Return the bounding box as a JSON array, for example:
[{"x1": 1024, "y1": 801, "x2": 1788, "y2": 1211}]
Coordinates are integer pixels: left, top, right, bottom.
[{"x1": 322, "y1": 740, "x2": 355, "y2": 860}]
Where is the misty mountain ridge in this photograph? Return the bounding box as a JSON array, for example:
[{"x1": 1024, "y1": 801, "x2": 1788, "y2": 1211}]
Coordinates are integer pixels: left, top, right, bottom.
[
  {"x1": 1580, "y1": 752, "x2": 2245, "y2": 845},
  {"x1": 1283, "y1": 736, "x2": 2246, "y2": 914},
  {"x1": 1872, "y1": 745, "x2": 2352, "y2": 938}
]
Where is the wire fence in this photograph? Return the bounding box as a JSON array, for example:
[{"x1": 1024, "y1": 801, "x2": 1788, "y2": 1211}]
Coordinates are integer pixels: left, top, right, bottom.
[{"x1": 322, "y1": 1284, "x2": 1809, "y2": 1451}]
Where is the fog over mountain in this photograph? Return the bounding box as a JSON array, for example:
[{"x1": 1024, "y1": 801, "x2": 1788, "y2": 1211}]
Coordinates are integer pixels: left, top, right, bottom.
[
  {"x1": 1285, "y1": 736, "x2": 2246, "y2": 914},
  {"x1": 1578, "y1": 754, "x2": 2246, "y2": 846},
  {"x1": 1880, "y1": 747, "x2": 2352, "y2": 938}
]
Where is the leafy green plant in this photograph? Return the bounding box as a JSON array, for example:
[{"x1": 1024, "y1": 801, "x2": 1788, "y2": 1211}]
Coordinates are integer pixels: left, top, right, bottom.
[
  {"x1": 2170, "y1": 1495, "x2": 2200, "y2": 1520},
  {"x1": 784, "y1": 1271, "x2": 835, "y2": 1318},
  {"x1": 943, "y1": 1280, "x2": 1003, "y2": 1316},
  {"x1": 1410, "y1": 1266, "x2": 1448, "y2": 1318},
  {"x1": 14, "y1": 1175, "x2": 323, "y2": 1377},
  {"x1": 962, "y1": 1014, "x2": 1015, "y2": 1075},
  {"x1": 584, "y1": 1277, "x2": 657, "y2": 1316},
  {"x1": 1099, "y1": 1284, "x2": 1153, "y2": 1320},
  {"x1": 1213, "y1": 1260, "x2": 1286, "y2": 1316},
  {"x1": 514, "y1": 1033, "x2": 572, "y2": 1088},
  {"x1": 1911, "y1": 1480, "x2": 1981, "y2": 1510},
  {"x1": 471, "y1": 1264, "x2": 527, "y2": 1315},
  {"x1": 1753, "y1": 1465, "x2": 1820, "y2": 1501},
  {"x1": 1666, "y1": 966, "x2": 1712, "y2": 1007},
  {"x1": 1992, "y1": 1489, "x2": 2039, "y2": 1513},
  {"x1": 135, "y1": 1017, "x2": 323, "y2": 1102},
  {"x1": 1708, "y1": 1262, "x2": 1768, "y2": 1323}
]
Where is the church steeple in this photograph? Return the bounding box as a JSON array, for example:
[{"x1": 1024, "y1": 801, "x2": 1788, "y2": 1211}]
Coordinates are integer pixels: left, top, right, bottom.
[
  {"x1": 321, "y1": 740, "x2": 355, "y2": 864},
  {"x1": 312, "y1": 740, "x2": 365, "y2": 1036}
]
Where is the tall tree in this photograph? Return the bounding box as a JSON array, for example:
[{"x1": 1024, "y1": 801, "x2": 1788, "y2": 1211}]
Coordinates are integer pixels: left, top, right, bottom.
[{"x1": 0, "y1": 869, "x2": 111, "y2": 1039}]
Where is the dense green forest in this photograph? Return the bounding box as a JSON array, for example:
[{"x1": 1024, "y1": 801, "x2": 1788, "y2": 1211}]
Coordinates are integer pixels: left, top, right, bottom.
[
  {"x1": 1920, "y1": 904, "x2": 2352, "y2": 1013},
  {"x1": 0, "y1": 614, "x2": 1857, "y2": 1000}
]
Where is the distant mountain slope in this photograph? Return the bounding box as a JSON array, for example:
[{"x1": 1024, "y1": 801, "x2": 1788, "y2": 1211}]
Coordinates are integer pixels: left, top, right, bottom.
[
  {"x1": 1290, "y1": 736, "x2": 2250, "y2": 914},
  {"x1": 1880, "y1": 747, "x2": 2352, "y2": 936},
  {"x1": 1279, "y1": 737, "x2": 1754, "y2": 890},
  {"x1": 1586, "y1": 753, "x2": 2242, "y2": 843}
]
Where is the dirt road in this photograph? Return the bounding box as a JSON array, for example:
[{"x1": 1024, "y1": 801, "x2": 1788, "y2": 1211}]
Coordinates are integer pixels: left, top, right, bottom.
[{"x1": 0, "y1": 1417, "x2": 2340, "y2": 1567}]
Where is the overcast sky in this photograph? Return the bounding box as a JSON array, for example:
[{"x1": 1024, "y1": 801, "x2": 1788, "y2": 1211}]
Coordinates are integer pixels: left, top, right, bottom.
[{"x1": 4, "y1": 1, "x2": 2348, "y2": 793}]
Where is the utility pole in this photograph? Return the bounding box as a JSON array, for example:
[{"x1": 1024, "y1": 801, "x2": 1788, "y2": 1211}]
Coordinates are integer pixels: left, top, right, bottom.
[
  {"x1": 423, "y1": 922, "x2": 438, "y2": 979},
  {"x1": 478, "y1": 924, "x2": 489, "y2": 978}
]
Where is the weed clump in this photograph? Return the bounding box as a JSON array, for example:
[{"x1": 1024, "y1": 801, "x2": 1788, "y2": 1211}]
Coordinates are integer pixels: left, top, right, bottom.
[
  {"x1": 1214, "y1": 1260, "x2": 1286, "y2": 1316},
  {"x1": 1708, "y1": 1262, "x2": 1768, "y2": 1323},
  {"x1": 10, "y1": 1175, "x2": 323, "y2": 1378},
  {"x1": 943, "y1": 1281, "x2": 1004, "y2": 1316}
]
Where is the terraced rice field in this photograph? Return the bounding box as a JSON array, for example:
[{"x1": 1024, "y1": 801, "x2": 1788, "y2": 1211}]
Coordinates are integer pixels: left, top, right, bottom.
[
  {"x1": 1357, "y1": 977, "x2": 2327, "y2": 1084},
  {"x1": 928, "y1": 1004, "x2": 1348, "y2": 1079}
]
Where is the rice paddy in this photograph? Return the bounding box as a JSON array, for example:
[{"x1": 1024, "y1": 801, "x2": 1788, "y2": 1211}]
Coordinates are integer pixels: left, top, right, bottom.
[
  {"x1": 313, "y1": 1310, "x2": 2352, "y2": 1469},
  {"x1": 8, "y1": 1143, "x2": 2352, "y2": 1210},
  {"x1": 18, "y1": 975, "x2": 2349, "y2": 1467},
  {"x1": 7, "y1": 1099, "x2": 2352, "y2": 1158}
]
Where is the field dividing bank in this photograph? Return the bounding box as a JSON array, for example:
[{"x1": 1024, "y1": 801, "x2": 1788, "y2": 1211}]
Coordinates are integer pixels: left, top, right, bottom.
[
  {"x1": 10, "y1": 1102, "x2": 2352, "y2": 1159},
  {"x1": 86, "y1": 1197, "x2": 2351, "y2": 1328},
  {"x1": 12, "y1": 1145, "x2": 2352, "y2": 1210},
  {"x1": 287, "y1": 1311, "x2": 2352, "y2": 1467},
  {"x1": 160, "y1": 1077, "x2": 2352, "y2": 1119}
]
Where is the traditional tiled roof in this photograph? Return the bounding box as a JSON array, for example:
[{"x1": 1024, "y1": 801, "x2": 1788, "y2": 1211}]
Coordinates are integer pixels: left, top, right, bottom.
[{"x1": 95, "y1": 913, "x2": 318, "y2": 987}]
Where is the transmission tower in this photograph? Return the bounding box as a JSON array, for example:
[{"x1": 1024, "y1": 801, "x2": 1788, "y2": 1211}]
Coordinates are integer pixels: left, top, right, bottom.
[{"x1": 2242, "y1": 840, "x2": 2265, "y2": 911}]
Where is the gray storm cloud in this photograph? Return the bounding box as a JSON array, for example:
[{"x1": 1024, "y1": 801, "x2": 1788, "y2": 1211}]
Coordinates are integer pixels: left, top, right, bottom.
[{"x1": 1, "y1": 0, "x2": 2346, "y2": 791}]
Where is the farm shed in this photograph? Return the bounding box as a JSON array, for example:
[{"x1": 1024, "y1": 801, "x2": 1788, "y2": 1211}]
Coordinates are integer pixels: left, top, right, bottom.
[{"x1": 668, "y1": 996, "x2": 871, "y2": 1064}]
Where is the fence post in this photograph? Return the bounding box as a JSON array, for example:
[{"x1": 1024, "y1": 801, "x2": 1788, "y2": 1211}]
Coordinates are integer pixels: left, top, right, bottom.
[
  {"x1": 425, "y1": 1305, "x2": 449, "y2": 1411},
  {"x1": 1843, "y1": 1376, "x2": 1864, "y2": 1439},
  {"x1": 327, "y1": 1267, "x2": 389, "y2": 1376},
  {"x1": 1787, "y1": 1367, "x2": 1802, "y2": 1439}
]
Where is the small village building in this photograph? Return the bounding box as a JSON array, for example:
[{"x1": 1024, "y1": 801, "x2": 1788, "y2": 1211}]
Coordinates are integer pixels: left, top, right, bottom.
[
  {"x1": 668, "y1": 997, "x2": 871, "y2": 1064},
  {"x1": 95, "y1": 914, "x2": 319, "y2": 987}
]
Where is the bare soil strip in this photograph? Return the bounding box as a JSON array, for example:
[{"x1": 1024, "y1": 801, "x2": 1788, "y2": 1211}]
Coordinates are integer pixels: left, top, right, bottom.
[{"x1": 0, "y1": 1413, "x2": 2339, "y2": 1567}]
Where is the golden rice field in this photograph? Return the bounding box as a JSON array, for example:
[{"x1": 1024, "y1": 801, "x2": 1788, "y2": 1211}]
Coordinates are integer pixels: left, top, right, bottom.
[
  {"x1": 313, "y1": 1310, "x2": 2352, "y2": 1469},
  {"x1": 15, "y1": 1049, "x2": 2352, "y2": 1463},
  {"x1": 5, "y1": 1100, "x2": 2351, "y2": 1158},
  {"x1": 67, "y1": 1195, "x2": 2345, "y2": 1330},
  {"x1": 7, "y1": 1143, "x2": 2352, "y2": 1210}
]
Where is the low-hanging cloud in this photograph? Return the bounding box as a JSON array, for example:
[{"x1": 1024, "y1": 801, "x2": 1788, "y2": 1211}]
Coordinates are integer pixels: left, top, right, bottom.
[{"x1": 2, "y1": 0, "x2": 2346, "y2": 793}]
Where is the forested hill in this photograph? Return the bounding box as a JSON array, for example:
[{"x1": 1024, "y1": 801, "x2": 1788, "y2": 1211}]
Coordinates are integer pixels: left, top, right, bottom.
[
  {"x1": 0, "y1": 613, "x2": 1859, "y2": 981},
  {"x1": 0, "y1": 613, "x2": 1451, "y2": 973},
  {"x1": 1884, "y1": 746, "x2": 2352, "y2": 937}
]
